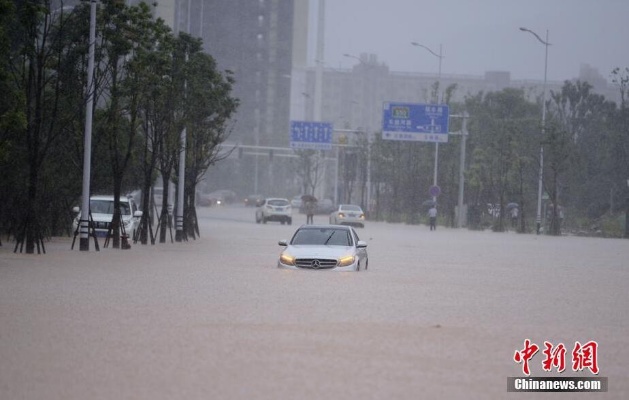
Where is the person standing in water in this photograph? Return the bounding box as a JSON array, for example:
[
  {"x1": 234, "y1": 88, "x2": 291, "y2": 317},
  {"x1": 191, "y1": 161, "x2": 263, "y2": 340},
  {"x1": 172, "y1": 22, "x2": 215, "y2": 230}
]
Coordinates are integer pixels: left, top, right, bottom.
[{"x1": 428, "y1": 205, "x2": 437, "y2": 231}]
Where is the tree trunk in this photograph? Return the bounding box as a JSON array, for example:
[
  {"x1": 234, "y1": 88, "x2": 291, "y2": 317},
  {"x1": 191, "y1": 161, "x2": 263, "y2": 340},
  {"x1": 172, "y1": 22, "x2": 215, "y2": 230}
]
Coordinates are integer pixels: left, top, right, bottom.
[
  {"x1": 111, "y1": 182, "x2": 122, "y2": 249},
  {"x1": 159, "y1": 173, "x2": 172, "y2": 243}
]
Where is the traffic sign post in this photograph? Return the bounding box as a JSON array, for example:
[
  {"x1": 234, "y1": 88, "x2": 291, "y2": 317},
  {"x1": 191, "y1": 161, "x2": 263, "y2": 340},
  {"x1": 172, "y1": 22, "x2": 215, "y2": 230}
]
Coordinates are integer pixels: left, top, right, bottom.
[
  {"x1": 429, "y1": 185, "x2": 441, "y2": 198},
  {"x1": 382, "y1": 102, "x2": 450, "y2": 205},
  {"x1": 382, "y1": 102, "x2": 449, "y2": 142},
  {"x1": 290, "y1": 121, "x2": 333, "y2": 150}
]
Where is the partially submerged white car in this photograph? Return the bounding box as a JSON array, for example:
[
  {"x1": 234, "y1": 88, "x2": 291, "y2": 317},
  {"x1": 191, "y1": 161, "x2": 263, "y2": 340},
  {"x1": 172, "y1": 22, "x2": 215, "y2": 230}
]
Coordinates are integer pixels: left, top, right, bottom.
[
  {"x1": 278, "y1": 225, "x2": 368, "y2": 271},
  {"x1": 73, "y1": 195, "x2": 142, "y2": 239},
  {"x1": 329, "y1": 204, "x2": 366, "y2": 228},
  {"x1": 256, "y1": 197, "x2": 292, "y2": 225}
]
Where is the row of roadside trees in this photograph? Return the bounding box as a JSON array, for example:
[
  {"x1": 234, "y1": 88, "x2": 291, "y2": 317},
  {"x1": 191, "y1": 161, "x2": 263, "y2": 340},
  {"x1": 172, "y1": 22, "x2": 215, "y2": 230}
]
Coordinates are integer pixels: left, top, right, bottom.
[{"x1": 0, "y1": 0, "x2": 238, "y2": 253}]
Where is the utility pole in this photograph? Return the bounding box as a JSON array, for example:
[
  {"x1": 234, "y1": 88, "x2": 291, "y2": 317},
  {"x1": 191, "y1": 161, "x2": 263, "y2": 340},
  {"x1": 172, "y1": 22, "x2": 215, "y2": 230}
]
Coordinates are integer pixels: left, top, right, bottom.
[
  {"x1": 175, "y1": 1, "x2": 191, "y2": 242},
  {"x1": 79, "y1": 0, "x2": 97, "y2": 251},
  {"x1": 446, "y1": 113, "x2": 469, "y2": 228},
  {"x1": 457, "y1": 113, "x2": 469, "y2": 228},
  {"x1": 520, "y1": 27, "x2": 550, "y2": 235},
  {"x1": 411, "y1": 42, "x2": 444, "y2": 202}
]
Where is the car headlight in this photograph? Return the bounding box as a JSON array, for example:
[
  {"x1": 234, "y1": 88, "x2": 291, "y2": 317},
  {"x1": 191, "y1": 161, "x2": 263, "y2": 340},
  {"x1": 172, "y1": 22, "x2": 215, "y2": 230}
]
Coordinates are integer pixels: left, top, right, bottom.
[
  {"x1": 280, "y1": 252, "x2": 296, "y2": 266},
  {"x1": 338, "y1": 212, "x2": 345, "y2": 218},
  {"x1": 338, "y1": 255, "x2": 355, "y2": 267},
  {"x1": 359, "y1": 214, "x2": 365, "y2": 219}
]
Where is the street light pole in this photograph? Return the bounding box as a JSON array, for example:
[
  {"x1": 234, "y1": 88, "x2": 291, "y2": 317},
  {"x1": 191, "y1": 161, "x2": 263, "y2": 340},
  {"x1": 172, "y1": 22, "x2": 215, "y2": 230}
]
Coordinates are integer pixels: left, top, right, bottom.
[
  {"x1": 175, "y1": 3, "x2": 192, "y2": 242},
  {"x1": 457, "y1": 112, "x2": 469, "y2": 228},
  {"x1": 79, "y1": 0, "x2": 97, "y2": 251},
  {"x1": 411, "y1": 42, "x2": 443, "y2": 202},
  {"x1": 520, "y1": 27, "x2": 550, "y2": 235}
]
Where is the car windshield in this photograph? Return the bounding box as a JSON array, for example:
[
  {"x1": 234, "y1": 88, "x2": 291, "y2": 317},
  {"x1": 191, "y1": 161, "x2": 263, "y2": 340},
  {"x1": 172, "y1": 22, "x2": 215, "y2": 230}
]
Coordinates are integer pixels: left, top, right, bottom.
[
  {"x1": 291, "y1": 228, "x2": 352, "y2": 246},
  {"x1": 268, "y1": 199, "x2": 288, "y2": 206},
  {"x1": 90, "y1": 200, "x2": 130, "y2": 215},
  {"x1": 340, "y1": 205, "x2": 362, "y2": 212}
]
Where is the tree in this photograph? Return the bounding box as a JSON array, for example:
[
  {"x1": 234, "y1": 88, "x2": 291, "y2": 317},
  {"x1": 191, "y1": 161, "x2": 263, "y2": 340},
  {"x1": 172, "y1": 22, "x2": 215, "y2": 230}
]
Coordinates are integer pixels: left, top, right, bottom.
[
  {"x1": 464, "y1": 89, "x2": 539, "y2": 231},
  {"x1": 4, "y1": 1, "x2": 83, "y2": 253},
  {"x1": 611, "y1": 67, "x2": 629, "y2": 109},
  {"x1": 293, "y1": 150, "x2": 326, "y2": 197},
  {"x1": 131, "y1": 14, "x2": 175, "y2": 245},
  {"x1": 546, "y1": 80, "x2": 614, "y2": 233},
  {"x1": 0, "y1": 0, "x2": 18, "y2": 245},
  {"x1": 179, "y1": 43, "x2": 238, "y2": 239},
  {"x1": 95, "y1": 1, "x2": 161, "y2": 248}
]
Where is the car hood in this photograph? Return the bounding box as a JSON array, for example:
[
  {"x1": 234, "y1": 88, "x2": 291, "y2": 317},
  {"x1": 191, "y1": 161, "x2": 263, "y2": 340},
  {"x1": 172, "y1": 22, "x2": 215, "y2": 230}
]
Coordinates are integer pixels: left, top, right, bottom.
[{"x1": 285, "y1": 245, "x2": 355, "y2": 259}]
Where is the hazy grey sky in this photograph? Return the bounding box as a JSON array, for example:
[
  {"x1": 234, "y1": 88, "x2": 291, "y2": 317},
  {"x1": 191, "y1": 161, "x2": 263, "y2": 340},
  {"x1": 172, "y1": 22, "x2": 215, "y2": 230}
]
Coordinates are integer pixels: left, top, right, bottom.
[{"x1": 320, "y1": 0, "x2": 629, "y2": 83}]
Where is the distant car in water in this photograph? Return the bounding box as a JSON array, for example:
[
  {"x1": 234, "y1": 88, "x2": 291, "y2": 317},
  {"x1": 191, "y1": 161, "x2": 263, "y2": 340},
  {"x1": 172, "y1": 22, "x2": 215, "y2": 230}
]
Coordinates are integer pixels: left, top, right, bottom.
[
  {"x1": 329, "y1": 204, "x2": 365, "y2": 228},
  {"x1": 316, "y1": 198, "x2": 336, "y2": 214},
  {"x1": 256, "y1": 197, "x2": 292, "y2": 224},
  {"x1": 197, "y1": 192, "x2": 213, "y2": 207},
  {"x1": 245, "y1": 194, "x2": 265, "y2": 207},
  {"x1": 277, "y1": 225, "x2": 368, "y2": 271},
  {"x1": 198, "y1": 189, "x2": 237, "y2": 206},
  {"x1": 290, "y1": 195, "x2": 303, "y2": 209}
]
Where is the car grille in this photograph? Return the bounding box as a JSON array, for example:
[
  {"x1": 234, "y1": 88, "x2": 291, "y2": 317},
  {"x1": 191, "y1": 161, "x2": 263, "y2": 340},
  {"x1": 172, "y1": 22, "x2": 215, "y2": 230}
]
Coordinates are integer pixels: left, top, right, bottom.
[
  {"x1": 295, "y1": 258, "x2": 338, "y2": 269},
  {"x1": 94, "y1": 221, "x2": 110, "y2": 229}
]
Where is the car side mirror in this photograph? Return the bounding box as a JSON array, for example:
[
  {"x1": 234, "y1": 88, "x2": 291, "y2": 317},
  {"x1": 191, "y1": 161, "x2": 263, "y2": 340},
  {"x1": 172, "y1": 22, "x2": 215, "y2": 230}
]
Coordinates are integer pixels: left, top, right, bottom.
[
  {"x1": 72, "y1": 206, "x2": 80, "y2": 214},
  {"x1": 278, "y1": 240, "x2": 288, "y2": 246},
  {"x1": 134, "y1": 210, "x2": 143, "y2": 218},
  {"x1": 356, "y1": 240, "x2": 367, "y2": 248}
]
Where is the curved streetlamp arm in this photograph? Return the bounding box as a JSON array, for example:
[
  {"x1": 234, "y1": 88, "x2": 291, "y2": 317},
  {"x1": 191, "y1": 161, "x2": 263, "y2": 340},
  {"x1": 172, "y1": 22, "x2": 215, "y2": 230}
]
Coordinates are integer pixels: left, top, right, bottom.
[
  {"x1": 519, "y1": 27, "x2": 551, "y2": 46},
  {"x1": 410, "y1": 42, "x2": 443, "y2": 59},
  {"x1": 344, "y1": 53, "x2": 378, "y2": 69}
]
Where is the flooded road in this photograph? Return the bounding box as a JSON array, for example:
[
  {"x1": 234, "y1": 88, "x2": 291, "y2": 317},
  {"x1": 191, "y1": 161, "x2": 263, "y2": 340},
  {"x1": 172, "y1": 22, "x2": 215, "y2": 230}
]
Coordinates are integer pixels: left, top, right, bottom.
[{"x1": 1, "y1": 205, "x2": 627, "y2": 399}]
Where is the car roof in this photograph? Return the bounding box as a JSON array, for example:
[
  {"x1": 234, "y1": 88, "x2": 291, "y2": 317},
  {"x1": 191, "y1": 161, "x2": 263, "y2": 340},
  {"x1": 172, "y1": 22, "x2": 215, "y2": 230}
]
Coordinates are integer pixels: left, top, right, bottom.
[
  {"x1": 265, "y1": 197, "x2": 289, "y2": 201},
  {"x1": 90, "y1": 195, "x2": 131, "y2": 202}
]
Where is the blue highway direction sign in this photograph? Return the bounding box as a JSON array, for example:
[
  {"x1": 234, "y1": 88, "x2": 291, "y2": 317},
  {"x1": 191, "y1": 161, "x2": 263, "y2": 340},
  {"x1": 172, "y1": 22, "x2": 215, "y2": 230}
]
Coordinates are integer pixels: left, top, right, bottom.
[
  {"x1": 290, "y1": 120, "x2": 333, "y2": 150},
  {"x1": 382, "y1": 102, "x2": 449, "y2": 143}
]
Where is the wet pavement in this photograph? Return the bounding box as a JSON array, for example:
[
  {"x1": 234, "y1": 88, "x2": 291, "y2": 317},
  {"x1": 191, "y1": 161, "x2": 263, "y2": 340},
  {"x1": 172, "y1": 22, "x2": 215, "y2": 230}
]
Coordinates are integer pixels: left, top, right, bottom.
[{"x1": 1, "y1": 205, "x2": 628, "y2": 399}]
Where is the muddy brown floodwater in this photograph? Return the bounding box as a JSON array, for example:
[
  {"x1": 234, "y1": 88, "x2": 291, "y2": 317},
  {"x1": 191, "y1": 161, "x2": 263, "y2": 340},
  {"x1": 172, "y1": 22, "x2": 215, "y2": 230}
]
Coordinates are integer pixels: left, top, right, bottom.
[{"x1": 1, "y1": 205, "x2": 627, "y2": 399}]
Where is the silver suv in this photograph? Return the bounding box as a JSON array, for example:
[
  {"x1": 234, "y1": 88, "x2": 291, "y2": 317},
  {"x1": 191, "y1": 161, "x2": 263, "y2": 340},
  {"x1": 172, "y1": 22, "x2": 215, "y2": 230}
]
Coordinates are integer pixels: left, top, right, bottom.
[
  {"x1": 255, "y1": 198, "x2": 292, "y2": 225},
  {"x1": 73, "y1": 195, "x2": 143, "y2": 239}
]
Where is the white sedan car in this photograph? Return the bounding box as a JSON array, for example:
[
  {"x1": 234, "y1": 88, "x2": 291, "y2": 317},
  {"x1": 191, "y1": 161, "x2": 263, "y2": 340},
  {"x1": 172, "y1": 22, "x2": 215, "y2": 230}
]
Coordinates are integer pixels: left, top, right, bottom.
[
  {"x1": 278, "y1": 225, "x2": 368, "y2": 271},
  {"x1": 329, "y1": 204, "x2": 365, "y2": 228}
]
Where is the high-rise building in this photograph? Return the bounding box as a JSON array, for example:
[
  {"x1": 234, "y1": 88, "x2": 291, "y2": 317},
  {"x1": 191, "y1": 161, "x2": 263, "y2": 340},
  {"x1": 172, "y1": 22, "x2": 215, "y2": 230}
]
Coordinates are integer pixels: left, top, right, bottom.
[{"x1": 167, "y1": 0, "x2": 308, "y2": 148}]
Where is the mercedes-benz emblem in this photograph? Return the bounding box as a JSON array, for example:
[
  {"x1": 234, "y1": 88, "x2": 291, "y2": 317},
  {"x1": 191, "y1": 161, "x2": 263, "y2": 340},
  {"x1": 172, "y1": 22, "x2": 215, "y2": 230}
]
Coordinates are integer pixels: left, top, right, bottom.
[{"x1": 311, "y1": 259, "x2": 321, "y2": 269}]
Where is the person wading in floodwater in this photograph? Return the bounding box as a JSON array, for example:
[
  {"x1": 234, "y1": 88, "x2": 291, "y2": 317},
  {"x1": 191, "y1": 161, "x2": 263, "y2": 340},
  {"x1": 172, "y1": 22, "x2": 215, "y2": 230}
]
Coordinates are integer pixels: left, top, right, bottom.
[
  {"x1": 305, "y1": 200, "x2": 316, "y2": 225},
  {"x1": 428, "y1": 205, "x2": 437, "y2": 231}
]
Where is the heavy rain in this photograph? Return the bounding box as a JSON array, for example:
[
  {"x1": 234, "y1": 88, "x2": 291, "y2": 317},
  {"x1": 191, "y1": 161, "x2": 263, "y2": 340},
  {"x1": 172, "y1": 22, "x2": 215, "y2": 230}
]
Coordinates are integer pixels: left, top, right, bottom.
[{"x1": 1, "y1": 0, "x2": 628, "y2": 398}]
